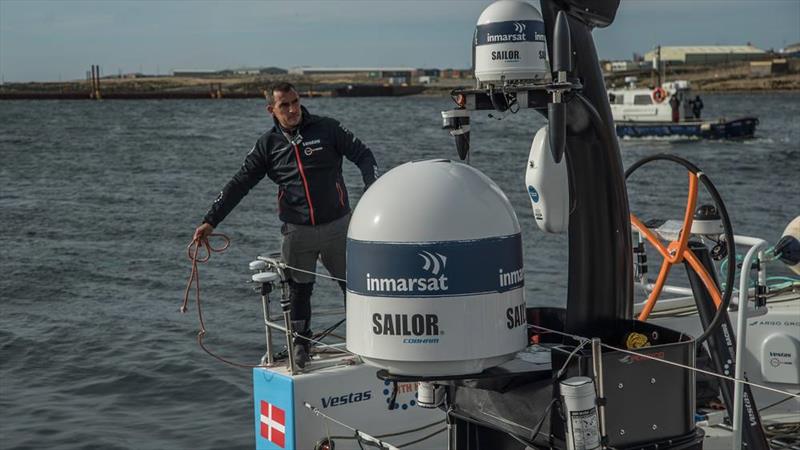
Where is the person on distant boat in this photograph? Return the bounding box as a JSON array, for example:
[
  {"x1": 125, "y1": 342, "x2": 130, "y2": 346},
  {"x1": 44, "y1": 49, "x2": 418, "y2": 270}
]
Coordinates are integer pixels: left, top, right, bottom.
[
  {"x1": 692, "y1": 95, "x2": 704, "y2": 119},
  {"x1": 669, "y1": 94, "x2": 680, "y2": 123},
  {"x1": 193, "y1": 81, "x2": 379, "y2": 369}
]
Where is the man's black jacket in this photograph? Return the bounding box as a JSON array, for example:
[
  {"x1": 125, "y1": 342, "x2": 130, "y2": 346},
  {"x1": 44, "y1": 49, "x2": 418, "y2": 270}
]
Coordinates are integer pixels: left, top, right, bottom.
[{"x1": 203, "y1": 106, "x2": 378, "y2": 227}]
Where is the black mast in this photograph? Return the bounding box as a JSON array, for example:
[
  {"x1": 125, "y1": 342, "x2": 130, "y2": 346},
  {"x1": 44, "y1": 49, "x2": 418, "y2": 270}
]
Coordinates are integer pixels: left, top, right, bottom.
[{"x1": 541, "y1": 0, "x2": 632, "y2": 338}]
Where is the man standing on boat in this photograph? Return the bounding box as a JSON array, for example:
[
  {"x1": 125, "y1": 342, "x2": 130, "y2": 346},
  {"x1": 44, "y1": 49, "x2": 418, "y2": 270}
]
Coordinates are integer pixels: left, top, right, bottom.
[
  {"x1": 669, "y1": 94, "x2": 681, "y2": 123},
  {"x1": 193, "y1": 82, "x2": 379, "y2": 368},
  {"x1": 691, "y1": 95, "x2": 704, "y2": 119}
]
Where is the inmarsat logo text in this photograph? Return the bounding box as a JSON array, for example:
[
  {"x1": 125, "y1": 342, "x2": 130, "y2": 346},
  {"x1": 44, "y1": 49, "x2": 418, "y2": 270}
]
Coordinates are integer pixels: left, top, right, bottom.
[
  {"x1": 499, "y1": 267, "x2": 524, "y2": 288},
  {"x1": 365, "y1": 251, "x2": 449, "y2": 293},
  {"x1": 486, "y1": 22, "x2": 527, "y2": 43},
  {"x1": 487, "y1": 32, "x2": 526, "y2": 43}
]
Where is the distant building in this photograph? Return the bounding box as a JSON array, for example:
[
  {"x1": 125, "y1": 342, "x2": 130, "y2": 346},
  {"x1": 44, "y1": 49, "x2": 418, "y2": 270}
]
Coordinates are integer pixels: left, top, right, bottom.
[
  {"x1": 232, "y1": 67, "x2": 262, "y2": 75},
  {"x1": 779, "y1": 42, "x2": 800, "y2": 58},
  {"x1": 387, "y1": 77, "x2": 407, "y2": 85},
  {"x1": 414, "y1": 69, "x2": 441, "y2": 84},
  {"x1": 288, "y1": 67, "x2": 417, "y2": 79},
  {"x1": 440, "y1": 69, "x2": 473, "y2": 79},
  {"x1": 603, "y1": 60, "x2": 638, "y2": 72},
  {"x1": 172, "y1": 67, "x2": 286, "y2": 77},
  {"x1": 750, "y1": 59, "x2": 789, "y2": 76},
  {"x1": 172, "y1": 69, "x2": 226, "y2": 78},
  {"x1": 644, "y1": 45, "x2": 767, "y2": 65},
  {"x1": 418, "y1": 68, "x2": 441, "y2": 77},
  {"x1": 260, "y1": 67, "x2": 288, "y2": 75}
]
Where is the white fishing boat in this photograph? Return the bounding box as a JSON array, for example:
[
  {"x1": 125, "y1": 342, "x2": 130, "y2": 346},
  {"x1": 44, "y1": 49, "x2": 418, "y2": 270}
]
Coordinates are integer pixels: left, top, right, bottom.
[
  {"x1": 607, "y1": 79, "x2": 758, "y2": 139},
  {"x1": 183, "y1": 1, "x2": 798, "y2": 449},
  {"x1": 609, "y1": 79, "x2": 695, "y2": 123}
]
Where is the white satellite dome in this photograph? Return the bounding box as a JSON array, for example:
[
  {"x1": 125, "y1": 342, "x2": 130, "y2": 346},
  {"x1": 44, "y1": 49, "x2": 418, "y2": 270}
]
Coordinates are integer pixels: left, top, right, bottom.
[
  {"x1": 474, "y1": 0, "x2": 549, "y2": 84},
  {"x1": 346, "y1": 160, "x2": 528, "y2": 377}
]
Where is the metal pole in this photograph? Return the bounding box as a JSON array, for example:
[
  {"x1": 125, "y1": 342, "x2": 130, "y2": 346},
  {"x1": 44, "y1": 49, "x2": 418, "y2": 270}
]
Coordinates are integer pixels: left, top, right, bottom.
[
  {"x1": 591, "y1": 337, "x2": 607, "y2": 448},
  {"x1": 734, "y1": 235, "x2": 770, "y2": 302},
  {"x1": 261, "y1": 291, "x2": 274, "y2": 365},
  {"x1": 283, "y1": 312, "x2": 296, "y2": 373},
  {"x1": 279, "y1": 279, "x2": 296, "y2": 374},
  {"x1": 732, "y1": 239, "x2": 767, "y2": 450},
  {"x1": 256, "y1": 257, "x2": 296, "y2": 373}
]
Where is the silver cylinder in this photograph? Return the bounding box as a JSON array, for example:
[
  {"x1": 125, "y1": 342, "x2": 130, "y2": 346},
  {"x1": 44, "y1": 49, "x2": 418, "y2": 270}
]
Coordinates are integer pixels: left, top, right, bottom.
[
  {"x1": 416, "y1": 382, "x2": 445, "y2": 409},
  {"x1": 560, "y1": 376, "x2": 601, "y2": 450}
]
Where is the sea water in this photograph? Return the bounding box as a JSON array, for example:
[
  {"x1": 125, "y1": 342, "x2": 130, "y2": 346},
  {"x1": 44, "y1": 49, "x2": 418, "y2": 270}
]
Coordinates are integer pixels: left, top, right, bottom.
[{"x1": 1, "y1": 93, "x2": 798, "y2": 449}]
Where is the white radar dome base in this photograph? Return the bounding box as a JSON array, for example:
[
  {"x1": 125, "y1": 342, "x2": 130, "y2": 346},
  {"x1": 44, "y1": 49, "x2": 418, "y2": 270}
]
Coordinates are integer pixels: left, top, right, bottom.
[
  {"x1": 346, "y1": 160, "x2": 528, "y2": 377},
  {"x1": 526, "y1": 126, "x2": 569, "y2": 233}
]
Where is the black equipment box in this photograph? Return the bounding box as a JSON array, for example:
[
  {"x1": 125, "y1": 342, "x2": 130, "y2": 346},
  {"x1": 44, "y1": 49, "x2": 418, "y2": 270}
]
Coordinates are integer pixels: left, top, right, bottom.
[{"x1": 552, "y1": 320, "x2": 699, "y2": 448}]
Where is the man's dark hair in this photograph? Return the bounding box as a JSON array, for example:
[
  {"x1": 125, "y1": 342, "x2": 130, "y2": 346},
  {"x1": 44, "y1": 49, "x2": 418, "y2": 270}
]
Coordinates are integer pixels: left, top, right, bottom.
[{"x1": 266, "y1": 82, "x2": 296, "y2": 105}]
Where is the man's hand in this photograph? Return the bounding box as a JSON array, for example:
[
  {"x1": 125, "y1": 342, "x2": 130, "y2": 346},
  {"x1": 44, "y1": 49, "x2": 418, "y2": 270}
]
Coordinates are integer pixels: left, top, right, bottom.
[{"x1": 193, "y1": 223, "x2": 215, "y2": 243}]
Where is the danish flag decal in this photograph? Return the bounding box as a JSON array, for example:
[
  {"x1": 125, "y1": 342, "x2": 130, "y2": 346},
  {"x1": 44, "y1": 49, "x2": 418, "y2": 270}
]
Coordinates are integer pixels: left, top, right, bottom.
[{"x1": 260, "y1": 400, "x2": 286, "y2": 448}]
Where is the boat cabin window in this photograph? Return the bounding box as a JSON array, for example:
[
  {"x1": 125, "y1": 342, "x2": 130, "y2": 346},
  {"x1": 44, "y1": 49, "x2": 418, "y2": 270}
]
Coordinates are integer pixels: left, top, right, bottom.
[
  {"x1": 633, "y1": 94, "x2": 653, "y2": 105},
  {"x1": 609, "y1": 93, "x2": 624, "y2": 104}
]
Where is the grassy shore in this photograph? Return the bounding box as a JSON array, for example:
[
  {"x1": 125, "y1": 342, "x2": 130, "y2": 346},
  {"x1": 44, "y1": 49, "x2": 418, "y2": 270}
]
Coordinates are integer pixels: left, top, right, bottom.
[{"x1": 1, "y1": 62, "x2": 798, "y2": 99}]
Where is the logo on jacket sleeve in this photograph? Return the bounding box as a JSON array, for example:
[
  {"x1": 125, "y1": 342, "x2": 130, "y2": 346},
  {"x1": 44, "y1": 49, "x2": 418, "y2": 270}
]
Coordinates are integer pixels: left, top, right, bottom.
[{"x1": 260, "y1": 400, "x2": 286, "y2": 448}]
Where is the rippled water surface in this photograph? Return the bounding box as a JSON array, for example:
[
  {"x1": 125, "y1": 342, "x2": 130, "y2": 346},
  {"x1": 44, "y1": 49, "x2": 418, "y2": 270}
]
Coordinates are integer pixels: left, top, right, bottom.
[{"x1": 1, "y1": 93, "x2": 798, "y2": 449}]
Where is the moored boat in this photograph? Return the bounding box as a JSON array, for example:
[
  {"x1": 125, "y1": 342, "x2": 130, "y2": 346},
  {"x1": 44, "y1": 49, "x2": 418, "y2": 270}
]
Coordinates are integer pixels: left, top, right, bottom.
[
  {"x1": 615, "y1": 116, "x2": 759, "y2": 139},
  {"x1": 609, "y1": 80, "x2": 759, "y2": 139}
]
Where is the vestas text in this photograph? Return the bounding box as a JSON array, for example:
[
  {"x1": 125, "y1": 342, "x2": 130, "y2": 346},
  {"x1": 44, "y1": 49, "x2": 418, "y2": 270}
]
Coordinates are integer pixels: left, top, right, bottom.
[{"x1": 321, "y1": 391, "x2": 372, "y2": 408}]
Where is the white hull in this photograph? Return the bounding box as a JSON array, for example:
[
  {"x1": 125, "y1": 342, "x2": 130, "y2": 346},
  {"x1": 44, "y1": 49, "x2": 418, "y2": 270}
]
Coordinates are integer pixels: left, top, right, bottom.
[{"x1": 253, "y1": 352, "x2": 448, "y2": 450}]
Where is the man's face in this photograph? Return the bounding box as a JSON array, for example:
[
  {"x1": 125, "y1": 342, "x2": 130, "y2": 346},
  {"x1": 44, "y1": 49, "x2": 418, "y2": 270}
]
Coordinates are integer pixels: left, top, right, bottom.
[{"x1": 268, "y1": 89, "x2": 302, "y2": 130}]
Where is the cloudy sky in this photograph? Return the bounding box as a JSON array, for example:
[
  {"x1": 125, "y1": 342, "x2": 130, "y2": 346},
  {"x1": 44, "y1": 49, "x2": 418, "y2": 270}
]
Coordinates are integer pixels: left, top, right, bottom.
[{"x1": 1, "y1": 0, "x2": 798, "y2": 82}]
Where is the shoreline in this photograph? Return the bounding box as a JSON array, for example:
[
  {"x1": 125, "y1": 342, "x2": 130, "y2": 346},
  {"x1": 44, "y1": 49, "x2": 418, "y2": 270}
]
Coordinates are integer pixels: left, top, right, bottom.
[
  {"x1": 1, "y1": 64, "x2": 798, "y2": 100},
  {"x1": 2, "y1": 85, "x2": 797, "y2": 100},
  {"x1": 1, "y1": 85, "x2": 797, "y2": 101}
]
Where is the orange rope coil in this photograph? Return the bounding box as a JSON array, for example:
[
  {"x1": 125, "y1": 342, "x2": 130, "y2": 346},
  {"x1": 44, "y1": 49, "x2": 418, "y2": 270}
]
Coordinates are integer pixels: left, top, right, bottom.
[{"x1": 180, "y1": 234, "x2": 263, "y2": 369}]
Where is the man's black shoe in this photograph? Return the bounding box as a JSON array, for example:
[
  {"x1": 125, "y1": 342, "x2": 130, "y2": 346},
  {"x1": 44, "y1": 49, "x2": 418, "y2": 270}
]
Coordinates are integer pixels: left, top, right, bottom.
[
  {"x1": 293, "y1": 341, "x2": 310, "y2": 369},
  {"x1": 291, "y1": 321, "x2": 312, "y2": 369}
]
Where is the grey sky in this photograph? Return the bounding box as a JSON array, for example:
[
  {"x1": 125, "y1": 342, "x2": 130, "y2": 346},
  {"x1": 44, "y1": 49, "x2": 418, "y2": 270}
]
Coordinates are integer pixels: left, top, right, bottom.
[{"x1": 1, "y1": 0, "x2": 798, "y2": 82}]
